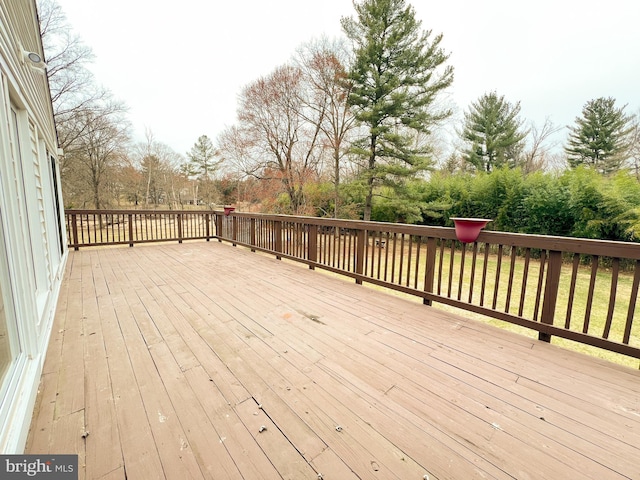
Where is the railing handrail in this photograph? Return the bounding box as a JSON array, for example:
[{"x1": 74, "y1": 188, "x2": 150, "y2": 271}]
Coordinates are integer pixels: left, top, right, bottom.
[{"x1": 213, "y1": 210, "x2": 640, "y2": 258}]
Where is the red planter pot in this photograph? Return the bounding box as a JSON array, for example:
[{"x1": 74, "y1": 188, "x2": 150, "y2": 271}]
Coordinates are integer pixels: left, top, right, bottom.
[
  {"x1": 450, "y1": 217, "x2": 492, "y2": 243},
  {"x1": 223, "y1": 206, "x2": 236, "y2": 216}
]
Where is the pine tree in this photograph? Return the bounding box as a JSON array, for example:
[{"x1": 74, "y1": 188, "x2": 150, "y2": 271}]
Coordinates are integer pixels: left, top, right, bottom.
[
  {"x1": 187, "y1": 135, "x2": 219, "y2": 179},
  {"x1": 341, "y1": 0, "x2": 454, "y2": 221},
  {"x1": 565, "y1": 97, "x2": 633, "y2": 175},
  {"x1": 460, "y1": 92, "x2": 528, "y2": 173}
]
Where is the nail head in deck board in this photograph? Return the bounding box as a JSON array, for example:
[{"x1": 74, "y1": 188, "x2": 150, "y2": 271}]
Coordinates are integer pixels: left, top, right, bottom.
[
  {"x1": 147, "y1": 341, "x2": 243, "y2": 479},
  {"x1": 99, "y1": 297, "x2": 166, "y2": 479},
  {"x1": 235, "y1": 398, "x2": 320, "y2": 479},
  {"x1": 84, "y1": 296, "x2": 124, "y2": 479},
  {"x1": 184, "y1": 366, "x2": 282, "y2": 480},
  {"x1": 110, "y1": 298, "x2": 206, "y2": 479}
]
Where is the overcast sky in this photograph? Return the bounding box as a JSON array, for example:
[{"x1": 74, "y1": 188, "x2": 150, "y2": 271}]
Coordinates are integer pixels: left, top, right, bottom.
[{"x1": 53, "y1": 0, "x2": 640, "y2": 157}]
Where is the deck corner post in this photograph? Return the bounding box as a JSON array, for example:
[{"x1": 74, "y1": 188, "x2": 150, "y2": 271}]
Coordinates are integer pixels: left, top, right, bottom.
[
  {"x1": 127, "y1": 213, "x2": 134, "y2": 247},
  {"x1": 355, "y1": 228, "x2": 365, "y2": 284},
  {"x1": 308, "y1": 224, "x2": 318, "y2": 269},
  {"x1": 539, "y1": 249, "x2": 562, "y2": 343}
]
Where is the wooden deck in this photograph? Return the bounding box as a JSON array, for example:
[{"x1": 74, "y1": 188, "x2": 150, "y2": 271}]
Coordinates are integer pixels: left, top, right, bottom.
[{"x1": 26, "y1": 241, "x2": 640, "y2": 479}]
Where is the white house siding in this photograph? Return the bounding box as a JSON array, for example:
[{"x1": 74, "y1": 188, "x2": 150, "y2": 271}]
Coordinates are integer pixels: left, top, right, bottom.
[{"x1": 0, "y1": 0, "x2": 66, "y2": 452}]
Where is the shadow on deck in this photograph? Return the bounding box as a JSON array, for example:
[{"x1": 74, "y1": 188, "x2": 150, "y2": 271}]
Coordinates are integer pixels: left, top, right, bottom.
[{"x1": 26, "y1": 241, "x2": 640, "y2": 479}]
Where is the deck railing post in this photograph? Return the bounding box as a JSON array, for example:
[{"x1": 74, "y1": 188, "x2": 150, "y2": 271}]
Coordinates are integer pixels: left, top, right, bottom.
[
  {"x1": 275, "y1": 220, "x2": 283, "y2": 260},
  {"x1": 539, "y1": 250, "x2": 562, "y2": 342},
  {"x1": 355, "y1": 229, "x2": 365, "y2": 284},
  {"x1": 308, "y1": 224, "x2": 318, "y2": 269},
  {"x1": 71, "y1": 213, "x2": 79, "y2": 250},
  {"x1": 250, "y1": 218, "x2": 256, "y2": 252},
  {"x1": 205, "y1": 213, "x2": 211, "y2": 241},
  {"x1": 423, "y1": 237, "x2": 437, "y2": 305},
  {"x1": 216, "y1": 213, "x2": 223, "y2": 242},
  {"x1": 177, "y1": 213, "x2": 183, "y2": 244},
  {"x1": 128, "y1": 213, "x2": 134, "y2": 247}
]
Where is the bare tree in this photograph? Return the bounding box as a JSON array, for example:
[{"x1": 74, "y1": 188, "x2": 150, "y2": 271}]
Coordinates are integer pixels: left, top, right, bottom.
[
  {"x1": 296, "y1": 38, "x2": 356, "y2": 217},
  {"x1": 234, "y1": 64, "x2": 324, "y2": 214},
  {"x1": 62, "y1": 105, "x2": 130, "y2": 209},
  {"x1": 38, "y1": 0, "x2": 114, "y2": 150},
  {"x1": 627, "y1": 111, "x2": 640, "y2": 180},
  {"x1": 520, "y1": 117, "x2": 563, "y2": 173}
]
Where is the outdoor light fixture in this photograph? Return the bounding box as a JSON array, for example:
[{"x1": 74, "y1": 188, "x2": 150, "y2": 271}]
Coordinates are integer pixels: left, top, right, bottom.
[
  {"x1": 26, "y1": 51, "x2": 42, "y2": 63},
  {"x1": 22, "y1": 49, "x2": 47, "y2": 70}
]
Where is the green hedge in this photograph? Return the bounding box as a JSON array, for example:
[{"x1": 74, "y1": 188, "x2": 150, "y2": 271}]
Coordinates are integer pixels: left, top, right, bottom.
[{"x1": 366, "y1": 167, "x2": 640, "y2": 242}]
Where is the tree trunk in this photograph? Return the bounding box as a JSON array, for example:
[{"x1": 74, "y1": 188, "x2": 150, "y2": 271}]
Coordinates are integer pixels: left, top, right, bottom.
[
  {"x1": 363, "y1": 134, "x2": 377, "y2": 221},
  {"x1": 334, "y1": 150, "x2": 340, "y2": 219}
]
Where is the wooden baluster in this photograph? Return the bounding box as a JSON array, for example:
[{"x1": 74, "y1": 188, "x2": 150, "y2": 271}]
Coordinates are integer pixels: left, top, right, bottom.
[{"x1": 355, "y1": 229, "x2": 365, "y2": 284}]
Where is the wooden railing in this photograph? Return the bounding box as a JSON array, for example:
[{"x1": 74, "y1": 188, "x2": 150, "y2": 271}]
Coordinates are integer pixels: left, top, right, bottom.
[
  {"x1": 66, "y1": 209, "x2": 215, "y2": 249},
  {"x1": 64, "y1": 209, "x2": 640, "y2": 359},
  {"x1": 217, "y1": 212, "x2": 640, "y2": 359}
]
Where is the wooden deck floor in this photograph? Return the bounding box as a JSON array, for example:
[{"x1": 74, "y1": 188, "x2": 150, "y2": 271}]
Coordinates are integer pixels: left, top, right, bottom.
[{"x1": 26, "y1": 241, "x2": 640, "y2": 479}]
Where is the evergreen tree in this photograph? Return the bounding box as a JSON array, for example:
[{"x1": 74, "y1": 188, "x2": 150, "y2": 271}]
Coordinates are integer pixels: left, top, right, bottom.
[
  {"x1": 341, "y1": 0, "x2": 454, "y2": 221},
  {"x1": 565, "y1": 97, "x2": 633, "y2": 175},
  {"x1": 460, "y1": 91, "x2": 528, "y2": 173},
  {"x1": 187, "y1": 135, "x2": 219, "y2": 179}
]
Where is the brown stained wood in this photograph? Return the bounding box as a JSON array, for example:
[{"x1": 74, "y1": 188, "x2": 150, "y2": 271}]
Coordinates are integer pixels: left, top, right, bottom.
[
  {"x1": 406, "y1": 234, "x2": 413, "y2": 287},
  {"x1": 308, "y1": 448, "x2": 361, "y2": 480},
  {"x1": 603, "y1": 258, "x2": 620, "y2": 339},
  {"x1": 54, "y1": 279, "x2": 85, "y2": 420},
  {"x1": 469, "y1": 242, "x2": 478, "y2": 303},
  {"x1": 492, "y1": 244, "x2": 503, "y2": 310},
  {"x1": 481, "y1": 243, "x2": 490, "y2": 306},
  {"x1": 108, "y1": 273, "x2": 206, "y2": 479},
  {"x1": 624, "y1": 261, "x2": 640, "y2": 344},
  {"x1": 533, "y1": 250, "x2": 547, "y2": 322},
  {"x1": 27, "y1": 243, "x2": 640, "y2": 480},
  {"x1": 25, "y1": 372, "x2": 57, "y2": 453},
  {"x1": 383, "y1": 231, "x2": 391, "y2": 281},
  {"x1": 99, "y1": 297, "x2": 165, "y2": 480},
  {"x1": 565, "y1": 253, "x2": 581, "y2": 329},
  {"x1": 50, "y1": 411, "x2": 86, "y2": 479},
  {"x1": 540, "y1": 250, "x2": 563, "y2": 342},
  {"x1": 147, "y1": 341, "x2": 242, "y2": 480},
  {"x1": 183, "y1": 367, "x2": 282, "y2": 480},
  {"x1": 390, "y1": 232, "x2": 398, "y2": 284},
  {"x1": 83, "y1": 294, "x2": 122, "y2": 479},
  {"x1": 412, "y1": 236, "x2": 420, "y2": 289},
  {"x1": 584, "y1": 255, "x2": 599, "y2": 334},
  {"x1": 424, "y1": 237, "x2": 436, "y2": 306},
  {"x1": 447, "y1": 241, "x2": 455, "y2": 297},
  {"x1": 437, "y1": 239, "x2": 445, "y2": 295},
  {"x1": 398, "y1": 233, "x2": 405, "y2": 285},
  {"x1": 234, "y1": 398, "x2": 319, "y2": 480},
  {"x1": 458, "y1": 243, "x2": 466, "y2": 301},
  {"x1": 505, "y1": 246, "x2": 517, "y2": 312}
]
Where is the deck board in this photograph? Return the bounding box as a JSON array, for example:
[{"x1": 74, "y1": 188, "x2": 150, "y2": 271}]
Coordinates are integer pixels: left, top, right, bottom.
[{"x1": 26, "y1": 241, "x2": 640, "y2": 479}]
